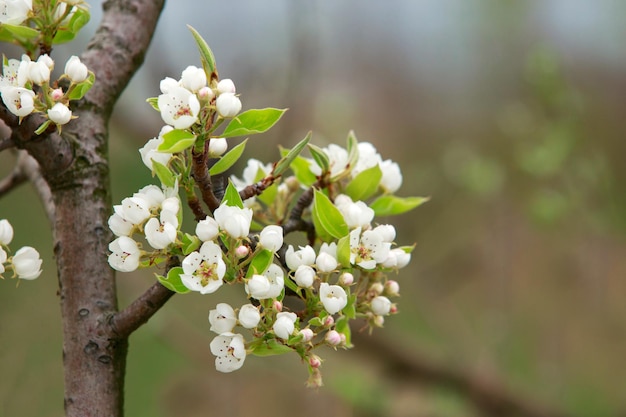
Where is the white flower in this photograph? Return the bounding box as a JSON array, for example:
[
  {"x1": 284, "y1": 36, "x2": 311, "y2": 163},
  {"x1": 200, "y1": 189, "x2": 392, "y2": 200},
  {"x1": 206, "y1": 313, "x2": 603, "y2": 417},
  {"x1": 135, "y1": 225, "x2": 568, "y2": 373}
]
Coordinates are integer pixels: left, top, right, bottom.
[
  {"x1": 0, "y1": 58, "x2": 20, "y2": 88},
  {"x1": 159, "y1": 77, "x2": 178, "y2": 94},
  {"x1": 180, "y1": 241, "x2": 226, "y2": 294},
  {"x1": 108, "y1": 213, "x2": 133, "y2": 237},
  {"x1": 215, "y1": 92, "x2": 241, "y2": 118},
  {"x1": 315, "y1": 242, "x2": 337, "y2": 273},
  {"x1": 245, "y1": 274, "x2": 271, "y2": 299},
  {"x1": 293, "y1": 264, "x2": 315, "y2": 288},
  {"x1": 64, "y1": 56, "x2": 88, "y2": 83},
  {"x1": 139, "y1": 126, "x2": 174, "y2": 170},
  {"x1": 213, "y1": 202, "x2": 252, "y2": 239},
  {"x1": 161, "y1": 197, "x2": 180, "y2": 217},
  {"x1": 335, "y1": 194, "x2": 374, "y2": 229},
  {"x1": 144, "y1": 211, "x2": 177, "y2": 250},
  {"x1": 0, "y1": 0, "x2": 32, "y2": 25},
  {"x1": 27, "y1": 59, "x2": 50, "y2": 85},
  {"x1": 349, "y1": 227, "x2": 391, "y2": 270},
  {"x1": 108, "y1": 236, "x2": 140, "y2": 272},
  {"x1": 259, "y1": 225, "x2": 283, "y2": 252},
  {"x1": 238, "y1": 304, "x2": 261, "y2": 329},
  {"x1": 0, "y1": 219, "x2": 14, "y2": 245},
  {"x1": 231, "y1": 158, "x2": 272, "y2": 189},
  {"x1": 208, "y1": 303, "x2": 237, "y2": 334},
  {"x1": 0, "y1": 247, "x2": 6, "y2": 274},
  {"x1": 352, "y1": 142, "x2": 382, "y2": 177},
  {"x1": 195, "y1": 216, "x2": 219, "y2": 241},
  {"x1": 263, "y1": 263, "x2": 285, "y2": 298},
  {"x1": 217, "y1": 78, "x2": 236, "y2": 94},
  {"x1": 210, "y1": 332, "x2": 246, "y2": 373},
  {"x1": 370, "y1": 296, "x2": 391, "y2": 316},
  {"x1": 158, "y1": 86, "x2": 200, "y2": 129},
  {"x1": 372, "y1": 224, "x2": 396, "y2": 243},
  {"x1": 116, "y1": 195, "x2": 151, "y2": 225},
  {"x1": 308, "y1": 144, "x2": 348, "y2": 178},
  {"x1": 285, "y1": 245, "x2": 316, "y2": 271},
  {"x1": 380, "y1": 159, "x2": 402, "y2": 193},
  {"x1": 47, "y1": 103, "x2": 72, "y2": 125},
  {"x1": 208, "y1": 137, "x2": 227, "y2": 157},
  {"x1": 1, "y1": 86, "x2": 35, "y2": 117},
  {"x1": 385, "y1": 280, "x2": 400, "y2": 296},
  {"x1": 319, "y1": 282, "x2": 348, "y2": 315},
  {"x1": 135, "y1": 183, "x2": 167, "y2": 210},
  {"x1": 180, "y1": 65, "x2": 206, "y2": 92},
  {"x1": 382, "y1": 248, "x2": 411, "y2": 269},
  {"x1": 11, "y1": 246, "x2": 42, "y2": 279},
  {"x1": 273, "y1": 311, "x2": 297, "y2": 340}
]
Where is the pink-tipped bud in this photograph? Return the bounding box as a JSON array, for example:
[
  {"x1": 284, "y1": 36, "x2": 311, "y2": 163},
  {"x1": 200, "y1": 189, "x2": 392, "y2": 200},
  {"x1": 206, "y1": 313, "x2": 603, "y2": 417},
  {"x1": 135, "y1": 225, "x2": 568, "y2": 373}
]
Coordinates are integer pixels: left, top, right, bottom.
[
  {"x1": 325, "y1": 330, "x2": 342, "y2": 346},
  {"x1": 339, "y1": 272, "x2": 354, "y2": 286},
  {"x1": 235, "y1": 245, "x2": 249, "y2": 258},
  {"x1": 390, "y1": 304, "x2": 398, "y2": 314},
  {"x1": 300, "y1": 328, "x2": 314, "y2": 342},
  {"x1": 323, "y1": 315, "x2": 334, "y2": 327},
  {"x1": 385, "y1": 280, "x2": 400, "y2": 296},
  {"x1": 51, "y1": 88, "x2": 64, "y2": 101},
  {"x1": 373, "y1": 315, "x2": 385, "y2": 327},
  {"x1": 198, "y1": 86, "x2": 214, "y2": 101},
  {"x1": 309, "y1": 355, "x2": 322, "y2": 368},
  {"x1": 273, "y1": 300, "x2": 283, "y2": 312},
  {"x1": 369, "y1": 282, "x2": 384, "y2": 295}
]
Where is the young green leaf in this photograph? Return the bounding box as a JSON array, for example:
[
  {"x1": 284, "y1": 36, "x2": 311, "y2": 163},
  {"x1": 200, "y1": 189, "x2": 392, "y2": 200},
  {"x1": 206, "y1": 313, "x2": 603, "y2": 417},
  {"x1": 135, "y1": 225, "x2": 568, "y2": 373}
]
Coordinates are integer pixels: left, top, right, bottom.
[
  {"x1": 181, "y1": 233, "x2": 201, "y2": 255},
  {"x1": 0, "y1": 24, "x2": 39, "y2": 43},
  {"x1": 158, "y1": 129, "x2": 196, "y2": 153},
  {"x1": 336, "y1": 235, "x2": 351, "y2": 268},
  {"x1": 222, "y1": 180, "x2": 244, "y2": 208},
  {"x1": 274, "y1": 131, "x2": 311, "y2": 177},
  {"x1": 151, "y1": 160, "x2": 176, "y2": 188},
  {"x1": 187, "y1": 25, "x2": 217, "y2": 80},
  {"x1": 67, "y1": 71, "x2": 95, "y2": 100},
  {"x1": 146, "y1": 97, "x2": 159, "y2": 112},
  {"x1": 53, "y1": 7, "x2": 90, "y2": 44},
  {"x1": 307, "y1": 143, "x2": 330, "y2": 174},
  {"x1": 346, "y1": 130, "x2": 359, "y2": 172},
  {"x1": 221, "y1": 108, "x2": 287, "y2": 138},
  {"x1": 156, "y1": 267, "x2": 191, "y2": 294},
  {"x1": 250, "y1": 339, "x2": 293, "y2": 357},
  {"x1": 344, "y1": 164, "x2": 382, "y2": 201},
  {"x1": 335, "y1": 315, "x2": 353, "y2": 347},
  {"x1": 209, "y1": 138, "x2": 248, "y2": 176},
  {"x1": 312, "y1": 189, "x2": 349, "y2": 239},
  {"x1": 246, "y1": 249, "x2": 274, "y2": 278},
  {"x1": 370, "y1": 195, "x2": 430, "y2": 216}
]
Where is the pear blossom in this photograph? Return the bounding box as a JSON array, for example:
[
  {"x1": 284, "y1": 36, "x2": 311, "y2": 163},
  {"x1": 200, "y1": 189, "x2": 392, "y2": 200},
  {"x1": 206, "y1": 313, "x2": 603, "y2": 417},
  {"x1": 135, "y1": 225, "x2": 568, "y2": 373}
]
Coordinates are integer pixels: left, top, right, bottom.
[
  {"x1": 217, "y1": 78, "x2": 236, "y2": 94},
  {"x1": 259, "y1": 225, "x2": 283, "y2": 252},
  {"x1": 380, "y1": 159, "x2": 402, "y2": 193},
  {"x1": 315, "y1": 242, "x2": 337, "y2": 273},
  {"x1": 352, "y1": 142, "x2": 382, "y2": 177},
  {"x1": 273, "y1": 311, "x2": 297, "y2": 340},
  {"x1": 1, "y1": 86, "x2": 35, "y2": 117},
  {"x1": 108, "y1": 236, "x2": 140, "y2": 272},
  {"x1": 370, "y1": 296, "x2": 392, "y2": 316},
  {"x1": 209, "y1": 303, "x2": 237, "y2": 334},
  {"x1": 27, "y1": 59, "x2": 50, "y2": 85},
  {"x1": 382, "y1": 248, "x2": 411, "y2": 269},
  {"x1": 335, "y1": 195, "x2": 374, "y2": 229},
  {"x1": 285, "y1": 245, "x2": 316, "y2": 271},
  {"x1": 263, "y1": 263, "x2": 285, "y2": 298},
  {"x1": 231, "y1": 158, "x2": 272, "y2": 190},
  {"x1": 160, "y1": 196, "x2": 180, "y2": 217},
  {"x1": 308, "y1": 143, "x2": 348, "y2": 178},
  {"x1": 159, "y1": 77, "x2": 178, "y2": 94},
  {"x1": 325, "y1": 329, "x2": 342, "y2": 346},
  {"x1": 47, "y1": 103, "x2": 72, "y2": 125},
  {"x1": 215, "y1": 92, "x2": 241, "y2": 118},
  {"x1": 134, "y1": 184, "x2": 167, "y2": 210},
  {"x1": 144, "y1": 211, "x2": 177, "y2": 250},
  {"x1": 293, "y1": 264, "x2": 315, "y2": 288},
  {"x1": 180, "y1": 241, "x2": 226, "y2": 294},
  {"x1": 158, "y1": 85, "x2": 200, "y2": 129},
  {"x1": 180, "y1": 65, "x2": 206, "y2": 92},
  {"x1": 0, "y1": 0, "x2": 32, "y2": 25},
  {"x1": 210, "y1": 332, "x2": 246, "y2": 373},
  {"x1": 0, "y1": 219, "x2": 14, "y2": 245},
  {"x1": 116, "y1": 195, "x2": 151, "y2": 225},
  {"x1": 0, "y1": 247, "x2": 6, "y2": 274},
  {"x1": 37, "y1": 54, "x2": 54, "y2": 71},
  {"x1": 213, "y1": 202, "x2": 252, "y2": 239},
  {"x1": 64, "y1": 56, "x2": 88, "y2": 83},
  {"x1": 238, "y1": 304, "x2": 261, "y2": 329},
  {"x1": 245, "y1": 274, "x2": 271, "y2": 299},
  {"x1": 195, "y1": 216, "x2": 219, "y2": 241},
  {"x1": 139, "y1": 126, "x2": 174, "y2": 170},
  {"x1": 349, "y1": 227, "x2": 391, "y2": 270},
  {"x1": 0, "y1": 58, "x2": 20, "y2": 88},
  {"x1": 11, "y1": 246, "x2": 42, "y2": 280},
  {"x1": 372, "y1": 224, "x2": 396, "y2": 243},
  {"x1": 319, "y1": 283, "x2": 348, "y2": 315},
  {"x1": 108, "y1": 213, "x2": 133, "y2": 237},
  {"x1": 208, "y1": 137, "x2": 227, "y2": 157}
]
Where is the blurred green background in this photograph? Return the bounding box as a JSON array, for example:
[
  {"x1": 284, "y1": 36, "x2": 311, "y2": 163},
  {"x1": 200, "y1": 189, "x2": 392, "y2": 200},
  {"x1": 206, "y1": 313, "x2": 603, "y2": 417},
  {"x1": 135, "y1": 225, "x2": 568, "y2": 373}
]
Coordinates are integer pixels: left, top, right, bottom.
[{"x1": 1, "y1": 1, "x2": 625, "y2": 416}]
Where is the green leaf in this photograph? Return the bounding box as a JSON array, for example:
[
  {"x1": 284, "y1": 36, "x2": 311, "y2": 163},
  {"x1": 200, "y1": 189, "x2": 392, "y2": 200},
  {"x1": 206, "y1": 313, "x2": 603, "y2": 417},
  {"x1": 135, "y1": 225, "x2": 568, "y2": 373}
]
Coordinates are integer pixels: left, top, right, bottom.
[
  {"x1": 67, "y1": 71, "x2": 95, "y2": 100},
  {"x1": 335, "y1": 316, "x2": 353, "y2": 347},
  {"x1": 187, "y1": 25, "x2": 217, "y2": 80},
  {"x1": 158, "y1": 129, "x2": 196, "y2": 153},
  {"x1": 208, "y1": 138, "x2": 247, "y2": 176},
  {"x1": 312, "y1": 189, "x2": 349, "y2": 239},
  {"x1": 370, "y1": 195, "x2": 430, "y2": 216},
  {"x1": 222, "y1": 180, "x2": 244, "y2": 208},
  {"x1": 246, "y1": 249, "x2": 274, "y2": 278},
  {"x1": 181, "y1": 233, "x2": 201, "y2": 255},
  {"x1": 337, "y1": 235, "x2": 351, "y2": 268},
  {"x1": 256, "y1": 183, "x2": 278, "y2": 207},
  {"x1": 284, "y1": 276, "x2": 300, "y2": 295},
  {"x1": 53, "y1": 7, "x2": 90, "y2": 44},
  {"x1": 398, "y1": 244, "x2": 416, "y2": 254},
  {"x1": 307, "y1": 143, "x2": 330, "y2": 174},
  {"x1": 0, "y1": 24, "x2": 39, "y2": 42},
  {"x1": 274, "y1": 131, "x2": 311, "y2": 177},
  {"x1": 344, "y1": 164, "x2": 382, "y2": 201},
  {"x1": 250, "y1": 339, "x2": 293, "y2": 357},
  {"x1": 151, "y1": 160, "x2": 176, "y2": 188},
  {"x1": 221, "y1": 108, "x2": 287, "y2": 138},
  {"x1": 146, "y1": 97, "x2": 159, "y2": 112},
  {"x1": 34, "y1": 120, "x2": 52, "y2": 135},
  {"x1": 346, "y1": 130, "x2": 359, "y2": 173},
  {"x1": 284, "y1": 154, "x2": 317, "y2": 187},
  {"x1": 156, "y1": 267, "x2": 190, "y2": 294}
]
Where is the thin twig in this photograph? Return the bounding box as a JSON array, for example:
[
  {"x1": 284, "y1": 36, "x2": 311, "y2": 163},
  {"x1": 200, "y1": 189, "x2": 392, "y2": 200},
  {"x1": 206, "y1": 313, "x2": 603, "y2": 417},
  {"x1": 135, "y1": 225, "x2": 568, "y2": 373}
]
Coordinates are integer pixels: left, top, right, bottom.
[{"x1": 0, "y1": 164, "x2": 27, "y2": 198}]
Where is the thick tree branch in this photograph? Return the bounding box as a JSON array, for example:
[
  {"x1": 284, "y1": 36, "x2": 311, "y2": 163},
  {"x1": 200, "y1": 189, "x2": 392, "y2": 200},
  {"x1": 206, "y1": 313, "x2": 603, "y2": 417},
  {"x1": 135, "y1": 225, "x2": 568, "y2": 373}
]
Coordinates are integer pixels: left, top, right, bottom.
[
  {"x1": 353, "y1": 332, "x2": 573, "y2": 417},
  {"x1": 0, "y1": 136, "x2": 15, "y2": 152},
  {"x1": 192, "y1": 144, "x2": 221, "y2": 212}
]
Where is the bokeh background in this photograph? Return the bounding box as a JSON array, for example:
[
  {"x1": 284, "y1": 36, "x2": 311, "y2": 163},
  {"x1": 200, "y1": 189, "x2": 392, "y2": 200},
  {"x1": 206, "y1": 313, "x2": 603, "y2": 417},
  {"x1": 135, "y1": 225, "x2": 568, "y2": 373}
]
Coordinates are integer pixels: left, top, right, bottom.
[{"x1": 1, "y1": 1, "x2": 625, "y2": 416}]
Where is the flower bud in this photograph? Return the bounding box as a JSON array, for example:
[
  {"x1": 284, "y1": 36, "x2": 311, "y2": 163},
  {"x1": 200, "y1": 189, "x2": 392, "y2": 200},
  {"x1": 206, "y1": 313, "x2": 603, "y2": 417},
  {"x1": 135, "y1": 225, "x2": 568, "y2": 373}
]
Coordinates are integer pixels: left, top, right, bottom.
[
  {"x1": 238, "y1": 304, "x2": 261, "y2": 329},
  {"x1": 235, "y1": 245, "x2": 249, "y2": 258},
  {"x1": 0, "y1": 219, "x2": 14, "y2": 245},
  {"x1": 216, "y1": 92, "x2": 241, "y2": 118},
  {"x1": 293, "y1": 265, "x2": 315, "y2": 288},
  {"x1": 285, "y1": 245, "x2": 315, "y2": 270},
  {"x1": 315, "y1": 251, "x2": 337, "y2": 273},
  {"x1": 197, "y1": 86, "x2": 215, "y2": 101},
  {"x1": 64, "y1": 56, "x2": 88, "y2": 83},
  {"x1": 196, "y1": 216, "x2": 219, "y2": 241},
  {"x1": 370, "y1": 296, "x2": 392, "y2": 316},
  {"x1": 308, "y1": 354, "x2": 322, "y2": 368},
  {"x1": 259, "y1": 225, "x2": 283, "y2": 252},
  {"x1": 217, "y1": 78, "x2": 236, "y2": 94},
  {"x1": 273, "y1": 312, "x2": 297, "y2": 340},
  {"x1": 299, "y1": 328, "x2": 314, "y2": 342},
  {"x1": 373, "y1": 315, "x2": 385, "y2": 327},
  {"x1": 28, "y1": 60, "x2": 50, "y2": 85},
  {"x1": 180, "y1": 65, "x2": 206, "y2": 92},
  {"x1": 384, "y1": 280, "x2": 400, "y2": 296},
  {"x1": 51, "y1": 88, "x2": 64, "y2": 101},
  {"x1": 323, "y1": 315, "x2": 334, "y2": 327},
  {"x1": 369, "y1": 282, "x2": 384, "y2": 295},
  {"x1": 208, "y1": 138, "x2": 228, "y2": 157},
  {"x1": 47, "y1": 103, "x2": 72, "y2": 125},
  {"x1": 12, "y1": 246, "x2": 42, "y2": 280},
  {"x1": 245, "y1": 274, "x2": 271, "y2": 300},
  {"x1": 325, "y1": 330, "x2": 342, "y2": 346},
  {"x1": 339, "y1": 272, "x2": 354, "y2": 286},
  {"x1": 373, "y1": 224, "x2": 396, "y2": 243},
  {"x1": 273, "y1": 300, "x2": 283, "y2": 312}
]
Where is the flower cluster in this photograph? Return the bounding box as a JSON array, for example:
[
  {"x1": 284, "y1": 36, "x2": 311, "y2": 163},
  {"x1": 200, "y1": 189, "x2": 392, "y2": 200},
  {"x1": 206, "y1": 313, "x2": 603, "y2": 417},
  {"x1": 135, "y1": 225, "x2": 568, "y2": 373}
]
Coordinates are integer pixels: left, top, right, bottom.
[
  {"x1": 107, "y1": 29, "x2": 425, "y2": 386},
  {"x1": 0, "y1": 219, "x2": 42, "y2": 281},
  {"x1": 0, "y1": 53, "x2": 93, "y2": 131}
]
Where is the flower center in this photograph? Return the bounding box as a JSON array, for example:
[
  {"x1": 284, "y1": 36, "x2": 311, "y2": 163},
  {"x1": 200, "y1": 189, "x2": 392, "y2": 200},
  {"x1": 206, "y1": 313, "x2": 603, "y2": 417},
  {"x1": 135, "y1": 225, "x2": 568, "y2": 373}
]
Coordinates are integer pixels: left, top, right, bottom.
[{"x1": 197, "y1": 260, "x2": 217, "y2": 286}]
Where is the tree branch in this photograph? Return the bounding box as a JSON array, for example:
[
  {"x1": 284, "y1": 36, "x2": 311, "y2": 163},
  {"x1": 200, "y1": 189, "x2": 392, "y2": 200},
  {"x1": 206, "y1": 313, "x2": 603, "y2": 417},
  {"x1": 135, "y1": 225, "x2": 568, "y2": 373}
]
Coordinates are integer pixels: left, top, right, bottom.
[
  {"x1": 191, "y1": 144, "x2": 221, "y2": 212},
  {"x1": 0, "y1": 136, "x2": 15, "y2": 152},
  {"x1": 353, "y1": 332, "x2": 574, "y2": 417},
  {"x1": 0, "y1": 162, "x2": 27, "y2": 198}
]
